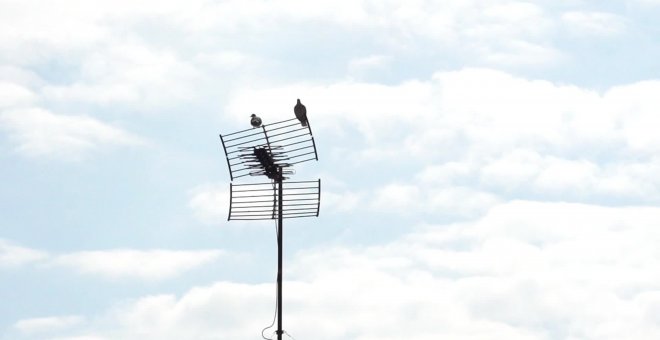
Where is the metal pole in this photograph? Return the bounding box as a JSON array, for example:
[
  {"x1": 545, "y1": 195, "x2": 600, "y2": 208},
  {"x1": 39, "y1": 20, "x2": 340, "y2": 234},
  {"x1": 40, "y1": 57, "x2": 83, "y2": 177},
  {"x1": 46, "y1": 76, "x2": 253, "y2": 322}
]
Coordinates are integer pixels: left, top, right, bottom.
[{"x1": 277, "y1": 167, "x2": 283, "y2": 340}]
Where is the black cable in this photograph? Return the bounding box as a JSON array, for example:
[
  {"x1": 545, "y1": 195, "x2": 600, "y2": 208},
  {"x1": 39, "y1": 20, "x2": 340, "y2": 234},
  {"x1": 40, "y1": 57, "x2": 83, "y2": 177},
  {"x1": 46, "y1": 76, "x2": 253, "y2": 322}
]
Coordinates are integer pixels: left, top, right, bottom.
[
  {"x1": 260, "y1": 275, "x2": 277, "y2": 339},
  {"x1": 283, "y1": 330, "x2": 297, "y2": 340}
]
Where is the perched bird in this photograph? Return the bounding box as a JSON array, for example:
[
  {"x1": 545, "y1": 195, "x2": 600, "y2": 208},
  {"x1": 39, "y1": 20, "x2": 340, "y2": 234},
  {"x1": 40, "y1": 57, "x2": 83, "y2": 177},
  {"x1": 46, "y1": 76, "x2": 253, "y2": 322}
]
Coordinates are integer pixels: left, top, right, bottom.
[
  {"x1": 250, "y1": 114, "x2": 262, "y2": 128},
  {"x1": 294, "y1": 99, "x2": 308, "y2": 127}
]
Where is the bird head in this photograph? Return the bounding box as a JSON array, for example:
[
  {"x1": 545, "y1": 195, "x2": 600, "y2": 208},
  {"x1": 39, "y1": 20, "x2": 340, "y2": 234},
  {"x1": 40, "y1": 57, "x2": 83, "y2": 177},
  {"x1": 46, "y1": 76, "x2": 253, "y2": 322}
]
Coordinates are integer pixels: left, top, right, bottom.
[
  {"x1": 297, "y1": 99, "x2": 301, "y2": 104},
  {"x1": 251, "y1": 114, "x2": 256, "y2": 117}
]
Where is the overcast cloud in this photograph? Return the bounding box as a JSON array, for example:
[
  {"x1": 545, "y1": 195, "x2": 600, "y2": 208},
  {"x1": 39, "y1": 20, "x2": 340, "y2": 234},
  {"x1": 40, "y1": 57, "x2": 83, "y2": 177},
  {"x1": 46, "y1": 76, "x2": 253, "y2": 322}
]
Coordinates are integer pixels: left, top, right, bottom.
[{"x1": 2, "y1": 1, "x2": 660, "y2": 339}]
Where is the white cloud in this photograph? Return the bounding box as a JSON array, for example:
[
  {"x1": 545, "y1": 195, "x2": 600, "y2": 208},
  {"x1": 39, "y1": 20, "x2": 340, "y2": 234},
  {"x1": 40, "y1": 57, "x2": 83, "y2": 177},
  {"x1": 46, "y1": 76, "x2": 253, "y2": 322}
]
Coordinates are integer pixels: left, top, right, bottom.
[
  {"x1": 417, "y1": 161, "x2": 473, "y2": 185},
  {"x1": 40, "y1": 41, "x2": 201, "y2": 108},
  {"x1": 3, "y1": 239, "x2": 229, "y2": 282},
  {"x1": 561, "y1": 11, "x2": 627, "y2": 36},
  {"x1": 0, "y1": 0, "x2": 572, "y2": 76},
  {"x1": 193, "y1": 50, "x2": 260, "y2": 70},
  {"x1": 50, "y1": 249, "x2": 223, "y2": 281},
  {"x1": 0, "y1": 108, "x2": 146, "y2": 160},
  {"x1": 604, "y1": 80, "x2": 660, "y2": 153},
  {"x1": 228, "y1": 70, "x2": 620, "y2": 154},
  {"x1": 14, "y1": 315, "x2": 83, "y2": 335},
  {"x1": 630, "y1": 0, "x2": 660, "y2": 6},
  {"x1": 480, "y1": 39, "x2": 564, "y2": 66},
  {"x1": 480, "y1": 150, "x2": 601, "y2": 195},
  {"x1": 225, "y1": 79, "x2": 433, "y2": 144},
  {"x1": 534, "y1": 157, "x2": 598, "y2": 193},
  {"x1": 2, "y1": 2, "x2": 659, "y2": 339},
  {"x1": 479, "y1": 149, "x2": 543, "y2": 190},
  {"x1": 371, "y1": 183, "x2": 420, "y2": 212},
  {"x1": 43, "y1": 200, "x2": 660, "y2": 339},
  {"x1": 290, "y1": 201, "x2": 660, "y2": 339},
  {"x1": 0, "y1": 82, "x2": 35, "y2": 108},
  {"x1": 426, "y1": 186, "x2": 501, "y2": 216},
  {"x1": 227, "y1": 68, "x2": 575, "y2": 150},
  {"x1": 0, "y1": 239, "x2": 47, "y2": 267},
  {"x1": 228, "y1": 68, "x2": 660, "y2": 204},
  {"x1": 369, "y1": 182, "x2": 499, "y2": 217},
  {"x1": 322, "y1": 190, "x2": 363, "y2": 212},
  {"x1": 100, "y1": 282, "x2": 275, "y2": 339},
  {"x1": 348, "y1": 54, "x2": 393, "y2": 78},
  {"x1": 479, "y1": 149, "x2": 659, "y2": 202},
  {"x1": 188, "y1": 183, "x2": 230, "y2": 225},
  {"x1": 49, "y1": 336, "x2": 105, "y2": 340},
  {"x1": 0, "y1": 0, "x2": 632, "y2": 125},
  {"x1": 0, "y1": 1, "x2": 107, "y2": 64}
]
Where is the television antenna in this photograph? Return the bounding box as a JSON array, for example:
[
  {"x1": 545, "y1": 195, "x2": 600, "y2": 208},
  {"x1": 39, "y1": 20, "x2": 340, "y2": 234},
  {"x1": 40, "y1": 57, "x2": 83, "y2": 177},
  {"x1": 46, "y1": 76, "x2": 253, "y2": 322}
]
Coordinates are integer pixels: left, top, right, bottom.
[{"x1": 219, "y1": 109, "x2": 320, "y2": 340}]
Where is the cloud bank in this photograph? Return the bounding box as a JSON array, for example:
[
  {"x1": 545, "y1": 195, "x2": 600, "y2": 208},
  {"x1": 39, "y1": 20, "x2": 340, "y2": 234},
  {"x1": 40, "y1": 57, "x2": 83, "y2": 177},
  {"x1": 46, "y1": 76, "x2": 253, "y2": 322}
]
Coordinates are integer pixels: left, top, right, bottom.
[{"x1": 38, "y1": 201, "x2": 660, "y2": 340}]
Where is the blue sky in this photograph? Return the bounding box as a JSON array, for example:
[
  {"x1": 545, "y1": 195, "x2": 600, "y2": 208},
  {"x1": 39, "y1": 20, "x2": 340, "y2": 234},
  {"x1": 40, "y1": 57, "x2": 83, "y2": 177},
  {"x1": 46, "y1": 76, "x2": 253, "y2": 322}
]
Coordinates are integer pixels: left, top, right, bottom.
[{"x1": 2, "y1": 0, "x2": 660, "y2": 339}]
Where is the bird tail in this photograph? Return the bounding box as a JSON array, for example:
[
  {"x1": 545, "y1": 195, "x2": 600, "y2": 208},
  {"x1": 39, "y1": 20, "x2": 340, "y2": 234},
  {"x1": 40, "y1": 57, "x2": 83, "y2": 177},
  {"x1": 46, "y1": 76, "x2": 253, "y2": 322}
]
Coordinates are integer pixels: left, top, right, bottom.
[{"x1": 301, "y1": 120, "x2": 308, "y2": 127}]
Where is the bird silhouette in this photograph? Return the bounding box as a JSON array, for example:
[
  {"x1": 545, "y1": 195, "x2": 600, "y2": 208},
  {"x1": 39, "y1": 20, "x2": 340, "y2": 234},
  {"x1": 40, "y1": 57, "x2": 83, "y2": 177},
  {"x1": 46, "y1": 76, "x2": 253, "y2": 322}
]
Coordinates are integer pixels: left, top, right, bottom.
[
  {"x1": 294, "y1": 99, "x2": 307, "y2": 127},
  {"x1": 250, "y1": 114, "x2": 262, "y2": 128}
]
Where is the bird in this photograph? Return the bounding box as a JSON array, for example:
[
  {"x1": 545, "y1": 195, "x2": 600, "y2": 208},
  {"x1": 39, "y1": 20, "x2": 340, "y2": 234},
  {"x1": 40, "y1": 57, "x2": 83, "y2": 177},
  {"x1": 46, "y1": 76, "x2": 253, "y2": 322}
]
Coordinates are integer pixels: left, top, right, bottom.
[
  {"x1": 294, "y1": 99, "x2": 307, "y2": 127},
  {"x1": 250, "y1": 114, "x2": 262, "y2": 128}
]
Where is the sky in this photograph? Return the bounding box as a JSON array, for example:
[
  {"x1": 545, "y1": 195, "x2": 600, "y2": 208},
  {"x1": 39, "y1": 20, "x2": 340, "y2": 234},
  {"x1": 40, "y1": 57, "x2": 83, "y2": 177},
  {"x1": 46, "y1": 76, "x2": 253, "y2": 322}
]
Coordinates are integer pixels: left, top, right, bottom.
[{"x1": 2, "y1": 0, "x2": 660, "y2": 339}]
